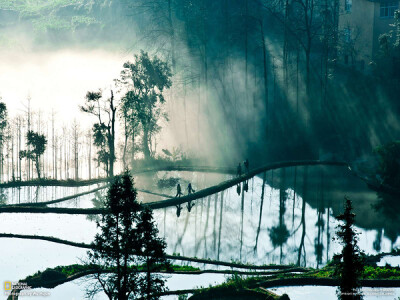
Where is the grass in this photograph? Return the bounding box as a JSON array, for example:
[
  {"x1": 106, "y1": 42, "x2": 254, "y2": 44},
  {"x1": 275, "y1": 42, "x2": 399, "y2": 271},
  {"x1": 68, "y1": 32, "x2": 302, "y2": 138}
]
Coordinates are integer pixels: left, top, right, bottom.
[
  {"x1": 0, "y1": 0, "x2": 82, "y2": 15},
  {"x1": 21, "y1": 263, "x2": 201, "y2": 289},
  {"x1": 0, "y1": 0, "x2": 100, "y2": 35}
]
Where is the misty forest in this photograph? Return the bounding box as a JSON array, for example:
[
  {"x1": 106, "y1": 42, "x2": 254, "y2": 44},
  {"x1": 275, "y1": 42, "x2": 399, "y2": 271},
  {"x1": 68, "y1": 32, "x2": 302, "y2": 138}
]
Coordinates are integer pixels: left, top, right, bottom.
[{"x1": 0, "y1": 0, "x2": 400, "y2": 299}]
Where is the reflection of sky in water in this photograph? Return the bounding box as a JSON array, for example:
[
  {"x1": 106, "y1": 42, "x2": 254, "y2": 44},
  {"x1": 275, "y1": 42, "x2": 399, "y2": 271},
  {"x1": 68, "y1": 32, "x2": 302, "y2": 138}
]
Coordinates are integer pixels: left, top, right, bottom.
[
  {"x1": 154, "y1": 166, "x2": 400, "y2": 268},
  {"x1": 273, "y1": 286, "x2": 400, "y2": 300},
  {"x1": 0, "y1": 184, "x2": 101, "y2": 205},
  {"x1": 0, "y1": 167, "x2": 400, "y2": 298},
  {"x1": 0, "y1": 171, "x2": 231, "y2": 207},
  {"x1": 30, "y1": 274, "x2": 227, "y2": 300}
]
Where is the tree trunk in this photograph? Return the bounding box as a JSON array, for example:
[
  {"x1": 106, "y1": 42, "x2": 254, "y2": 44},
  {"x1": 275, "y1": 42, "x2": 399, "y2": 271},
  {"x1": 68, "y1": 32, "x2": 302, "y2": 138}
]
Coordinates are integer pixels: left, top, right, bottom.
[
  {"x1": 109, "y1": 90, "x2": 116, "y2": 177},
  {"x1": 260, "y1": 20, "x2": 269, "y2": 136},
  {"x1": 305, "y1": 46, "x2": 311, "y2": 96},
  {"x1": 142, "y1": 127, "x2": 151, "y2": 160},
  {"x1": 122, "y1": 116, "x2": 128, "y2": 170},
  {"x1": 35, "y1": 157, "x2": 41, "y2": 179}
]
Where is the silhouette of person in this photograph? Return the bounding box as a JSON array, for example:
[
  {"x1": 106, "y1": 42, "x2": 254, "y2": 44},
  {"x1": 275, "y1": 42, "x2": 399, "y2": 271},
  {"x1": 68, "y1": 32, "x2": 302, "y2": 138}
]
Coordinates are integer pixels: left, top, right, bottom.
[
  {"x1": 236, "y1": 184, "x2": 241, "y2": 195},
  {"x1": 244, "y1": 159, "x2": 249, "y2": 173},
  {"x1": 244, "y1": 181, "x2": 249, "y2": 192},
  {"x1": 176, "y1": 183, "x2": 183, "y2": 198},
  {"x1": 237, "y1": 163, "x2": 242, "y2": 176},
  {"x1": 176, "y1": 204, "x2": 182, "y2": 217},
  {"x1": 187, "y1": 183, "x2": 195, "y2": 194},
  {"x1": 187, "y1": 201, "x2": 195, "y2": 212}
]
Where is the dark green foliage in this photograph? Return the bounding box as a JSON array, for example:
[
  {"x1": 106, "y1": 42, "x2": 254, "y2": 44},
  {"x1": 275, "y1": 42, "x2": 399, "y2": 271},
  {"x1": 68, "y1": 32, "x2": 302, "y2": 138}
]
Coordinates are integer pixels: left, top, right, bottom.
[
  {"x1": 87, "y1": 172, "x2": 141, "y2": 299},
  {"x1": 334, "y1": 198, "x2": 364, "y2": 300},
  {"x1": 119, "y1": 51, "x2": 172, "y2": 160},
  {"x1": 136, "y1": 207, "x2": 169, "y2": 299},
  {"x1": 374, "y1": 141, "x2": 400, "y2": 188},
  {"x1": 24, "y1": 268, "x2": 67, "y2": 289},
  {"x1": 190, "y1": 274, "x2": 288, "y2": 300},
  {"x1": 268, "y1": 225, "x2": 290, "y2": 248},
  {"x1": 19, "y1": 130, "x2": 47, "y2": 179},
  {"x1": 93, "y1": 122, "x2": 111, "y2": 173},
  {"x1": 87, "y1": 172, "x2": 167, "y2": 300},
  {"x1": 157, "y1": 177, "x2": 180, "y2": 188}
]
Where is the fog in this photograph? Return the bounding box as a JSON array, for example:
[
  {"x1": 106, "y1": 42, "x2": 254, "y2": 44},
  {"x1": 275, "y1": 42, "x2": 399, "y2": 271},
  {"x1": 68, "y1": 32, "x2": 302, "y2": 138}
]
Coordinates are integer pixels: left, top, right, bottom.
[{"x1": 0, "y1": 49, "x2": 126, "y2": 125}]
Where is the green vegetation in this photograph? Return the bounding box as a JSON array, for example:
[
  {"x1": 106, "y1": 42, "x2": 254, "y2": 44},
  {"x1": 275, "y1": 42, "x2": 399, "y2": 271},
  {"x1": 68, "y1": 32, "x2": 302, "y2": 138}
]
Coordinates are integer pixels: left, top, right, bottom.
[
  {"x1": 305, "y1": 265, "x2": 400, "y2": 280},
  {"x1": 0, "y1": 0, "x2": 90, "y2": 32},
  {"x1": 363, "y1": 266, "x2": 400, "y2": 279},
  {"x1": 191, "y1": 274, "x2": 288, "y2": 300},
  {"x1": 20, "y1": 263, "x2": 200, "y2": 289}
]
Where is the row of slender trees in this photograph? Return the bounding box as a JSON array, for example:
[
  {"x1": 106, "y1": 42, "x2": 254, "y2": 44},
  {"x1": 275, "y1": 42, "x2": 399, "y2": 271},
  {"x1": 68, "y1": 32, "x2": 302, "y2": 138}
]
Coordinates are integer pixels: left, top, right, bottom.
[
  {"x1": 0, "y1": 102, "x2": 98, "y2": 182},
  {"x1": 0, "y1": 52, "x2": 172, "y2": 182}
]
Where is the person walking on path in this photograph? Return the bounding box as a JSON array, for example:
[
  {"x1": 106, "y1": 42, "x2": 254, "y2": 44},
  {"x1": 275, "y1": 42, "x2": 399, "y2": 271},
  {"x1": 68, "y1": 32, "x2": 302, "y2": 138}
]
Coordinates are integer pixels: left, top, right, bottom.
[
  {"x1": 187, "y1": 183, "x2": 195, "y2": 194},
  {"x1": 176, "y1": 183, "x2": 183, "y2": 198}
]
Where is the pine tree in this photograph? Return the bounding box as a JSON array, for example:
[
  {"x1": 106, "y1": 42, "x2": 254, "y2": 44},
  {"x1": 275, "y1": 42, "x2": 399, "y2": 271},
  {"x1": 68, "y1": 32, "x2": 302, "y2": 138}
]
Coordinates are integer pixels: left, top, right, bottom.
[
  {"x1": 87, "y1": 172, "x2": 141, "y2": 300},
  {"x1": 334, "y1": 197, "x2": 364, "y2": 300},
  {"x1": 86, "y1": 172, "x2": 168, "y2": 300},
  {"x1": 136, "y1": 207, "x2": 168, "y2": 299}
]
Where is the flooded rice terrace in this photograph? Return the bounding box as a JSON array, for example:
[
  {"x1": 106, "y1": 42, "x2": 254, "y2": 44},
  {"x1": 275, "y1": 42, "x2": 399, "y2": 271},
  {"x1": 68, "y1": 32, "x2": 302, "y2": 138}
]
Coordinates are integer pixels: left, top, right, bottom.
[{"x1": 0, "y1": 166, "x2": 399, "y2": 298}]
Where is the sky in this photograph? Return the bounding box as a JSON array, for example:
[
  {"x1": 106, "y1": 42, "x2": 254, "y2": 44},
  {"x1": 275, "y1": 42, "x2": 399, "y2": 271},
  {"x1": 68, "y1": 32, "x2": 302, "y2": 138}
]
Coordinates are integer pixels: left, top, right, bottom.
[{"x1": 0, "y1": 49, "x2": 129, "y2": 127}]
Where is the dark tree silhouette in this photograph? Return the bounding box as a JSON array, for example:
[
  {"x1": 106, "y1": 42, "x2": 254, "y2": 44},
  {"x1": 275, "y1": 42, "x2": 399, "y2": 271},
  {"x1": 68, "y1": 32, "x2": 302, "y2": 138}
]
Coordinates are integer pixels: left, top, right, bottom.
[
  {"x1": 0, "y1": 101, "x2": 7, "y2": 142},
  {"x1": 86, "y1": 172, "x2": 167, "y2": 300},
  {"x1": 19, "y1": 131, "x2": 47, "y2": 179},
  {"x1": 334, "y1": 197, "x2": 364, "y2": 300},
  {"x1": 119, "y1": 51, "x2": 172, "y2": 160},
  {"x1": 81, "y1": 89, "x2": 117, "y2": 177},
  {"x1": 136, "y1": 207, "x2": 168, "y2": 299},
  {"x1": 0, "y1": 100, "x2": 7, "y2": 182}
]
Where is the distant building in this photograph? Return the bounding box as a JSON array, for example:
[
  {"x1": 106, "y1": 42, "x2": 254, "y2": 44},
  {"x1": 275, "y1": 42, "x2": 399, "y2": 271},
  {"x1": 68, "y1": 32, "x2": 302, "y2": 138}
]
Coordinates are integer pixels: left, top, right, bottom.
[{"x1": 338, "y1": 0, "x2": 399, "y2": 69}]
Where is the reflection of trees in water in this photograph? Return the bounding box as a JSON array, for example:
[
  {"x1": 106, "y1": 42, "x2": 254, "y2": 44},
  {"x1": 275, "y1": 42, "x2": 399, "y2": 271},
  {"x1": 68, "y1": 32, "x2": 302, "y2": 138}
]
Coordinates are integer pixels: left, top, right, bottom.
[
  {"x1": 373, "y1": 228, "x2": 383, "y2": 252},
  {"x1": 0, "y1": 188, "x2": 7, "y2": 205},
  {"x1": 33, "y1": 186, "x2": 40, "y2": 203},
  {"x1": 217, "y1": 191, "x2": 224, "y2": 260},
  {"x1": 213, "y1": 193, "x2": 218, "y2": 251},
  {"x1": 269, "y1": 168, "x2": 289, "y2": 263},
  {"x1": 326, "y1": 192, "x2": 331, "y2": 263},
  {"x1": 254, "y1": 172, "x2": 266, "y2": 253},
  {"x1": 203, "y1": 196, "x2": 211, "y2": 257},
  {"x1": 373, "y1": 191, "x2": 400, "y2": 248},
  {"x1": 292, "y1": 166, "x2": 297, "y2": 227},
  {"x1": 240, "y1": 183, "x2": 245, "y2": 260},
  {"x1": 314, "y1": 169, "x2": 325, "y2": 268},
  {"x1": 87, "y1": 190, "x2": 106, "y2": 222},
  {"x1": 297, "y1": 166, "x2": 308, "y2": 266},
  {"x1": 173, "y1": 210, "x2": 190, "y2": 256}
]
